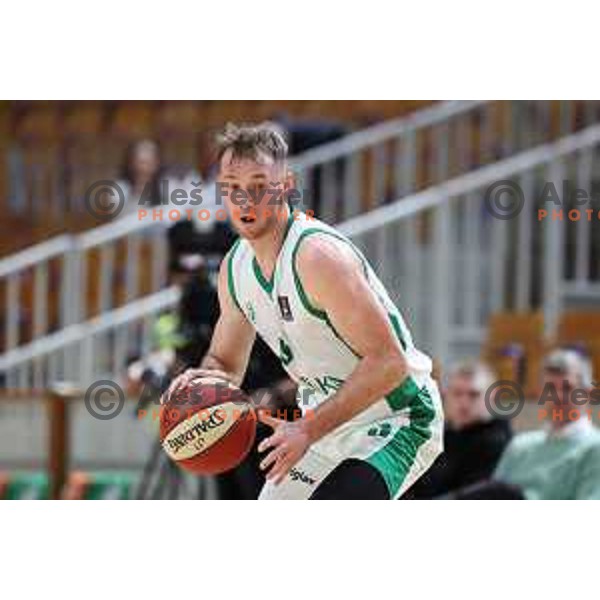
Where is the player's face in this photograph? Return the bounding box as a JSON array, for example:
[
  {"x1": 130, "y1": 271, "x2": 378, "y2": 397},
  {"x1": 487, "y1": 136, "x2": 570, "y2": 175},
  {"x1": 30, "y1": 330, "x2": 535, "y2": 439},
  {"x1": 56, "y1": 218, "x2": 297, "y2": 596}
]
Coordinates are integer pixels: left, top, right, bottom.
[
  {"x1": 218, "y1": 150, "x2": 287, "y2": 240},
  {"x1": 444, "y1": 375, "x2": 487, "y2": 429}
]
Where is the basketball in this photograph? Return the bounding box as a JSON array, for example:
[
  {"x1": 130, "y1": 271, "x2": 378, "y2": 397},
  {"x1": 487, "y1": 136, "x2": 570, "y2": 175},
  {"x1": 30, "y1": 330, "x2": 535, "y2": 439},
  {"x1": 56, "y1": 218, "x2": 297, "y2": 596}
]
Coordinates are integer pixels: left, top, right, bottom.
[{"x1": 159, "y1": 376, "x2": 257, "y2": 475}]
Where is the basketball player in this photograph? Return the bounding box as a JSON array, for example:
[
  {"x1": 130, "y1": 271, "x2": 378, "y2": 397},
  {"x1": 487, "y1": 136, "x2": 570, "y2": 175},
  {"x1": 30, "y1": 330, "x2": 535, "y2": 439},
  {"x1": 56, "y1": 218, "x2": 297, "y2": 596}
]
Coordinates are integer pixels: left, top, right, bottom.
[{"x1": 164, "y1": 123, "x2": 444, "y2": 500}]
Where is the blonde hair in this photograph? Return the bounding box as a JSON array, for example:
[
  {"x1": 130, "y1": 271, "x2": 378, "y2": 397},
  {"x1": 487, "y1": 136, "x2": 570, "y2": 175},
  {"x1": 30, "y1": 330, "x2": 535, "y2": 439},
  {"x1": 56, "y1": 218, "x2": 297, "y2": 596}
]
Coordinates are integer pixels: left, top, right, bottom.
[{"x1": 216, "y1": 122, "x2": 289, "y2": 164}]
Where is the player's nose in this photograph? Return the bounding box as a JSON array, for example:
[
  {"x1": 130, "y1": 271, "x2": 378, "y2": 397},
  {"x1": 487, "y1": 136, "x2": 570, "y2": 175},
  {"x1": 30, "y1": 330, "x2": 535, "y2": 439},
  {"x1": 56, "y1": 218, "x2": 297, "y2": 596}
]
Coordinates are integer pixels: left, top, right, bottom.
[{"x1": 233, "y1": 189, "x2": 255, "y2": 209}]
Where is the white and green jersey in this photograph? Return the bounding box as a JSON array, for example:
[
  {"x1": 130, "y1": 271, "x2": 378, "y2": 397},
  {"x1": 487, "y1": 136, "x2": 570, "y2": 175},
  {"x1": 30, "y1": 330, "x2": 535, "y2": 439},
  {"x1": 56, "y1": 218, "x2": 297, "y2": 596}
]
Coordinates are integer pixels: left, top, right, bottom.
[
  {"x1": 227, "y1": 213, "x2": 438, "y2": 423},
  {"x1": 227, "y1": 212, "x2": 443, "y2": 499}
]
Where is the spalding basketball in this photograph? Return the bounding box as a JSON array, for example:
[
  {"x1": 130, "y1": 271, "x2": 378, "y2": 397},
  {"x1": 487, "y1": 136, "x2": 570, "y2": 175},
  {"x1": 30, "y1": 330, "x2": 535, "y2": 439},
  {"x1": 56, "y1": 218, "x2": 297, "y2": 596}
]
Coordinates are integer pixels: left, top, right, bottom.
[{"x1": 160, "y1": 376, "x2": 256, "y2": 475}]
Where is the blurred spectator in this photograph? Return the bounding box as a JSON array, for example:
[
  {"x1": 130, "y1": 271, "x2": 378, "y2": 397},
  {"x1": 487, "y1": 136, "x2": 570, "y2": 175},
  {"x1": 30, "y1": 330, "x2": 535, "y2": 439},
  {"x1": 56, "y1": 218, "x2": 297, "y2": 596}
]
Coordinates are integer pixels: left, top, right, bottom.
[
  {"x1": 166, "y1": 134, "x2": 237, "y2": 264},
  {"x1": 273, "y1": 114, "x2": 347, "y2": 217},
  {"x1": 405, "y1": 361, "x2": 512, "y2": 499},
  {"x1": 173, "y1": 253, "x2": 219, "y2": 368},
  {"x1": 117, "y1": 139, "x2": 165, "y2": 215},
  {"x1": 492, "y1": 349, "x2": 600, "y2": 500},
  {"x1": 163, "y1": 167, "x2": 225, "y2": 233},
  {"x1": 450, "y1": 349, "x2": 600, "y2": 499},
  {"x1": 168, "y1": 219, "x2": 235, "y2": 273},
  {"x1": 275, "y1": 113, "x2": 347, "y2": 154}
]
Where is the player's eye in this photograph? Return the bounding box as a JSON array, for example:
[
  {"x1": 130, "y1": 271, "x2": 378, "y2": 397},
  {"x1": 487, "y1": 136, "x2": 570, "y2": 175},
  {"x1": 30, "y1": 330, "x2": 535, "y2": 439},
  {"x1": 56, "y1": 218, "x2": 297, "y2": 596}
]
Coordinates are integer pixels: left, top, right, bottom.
[{"x1": 226, "y1": 183, "x2": 242, "y2": 197}]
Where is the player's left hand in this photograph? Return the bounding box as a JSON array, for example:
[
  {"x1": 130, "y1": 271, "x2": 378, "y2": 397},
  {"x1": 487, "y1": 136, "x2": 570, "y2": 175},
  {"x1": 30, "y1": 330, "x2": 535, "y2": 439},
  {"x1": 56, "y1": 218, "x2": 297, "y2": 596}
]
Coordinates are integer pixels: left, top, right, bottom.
[{"x1": 258, "y1": 413, "x2": 312, "y2": 485}]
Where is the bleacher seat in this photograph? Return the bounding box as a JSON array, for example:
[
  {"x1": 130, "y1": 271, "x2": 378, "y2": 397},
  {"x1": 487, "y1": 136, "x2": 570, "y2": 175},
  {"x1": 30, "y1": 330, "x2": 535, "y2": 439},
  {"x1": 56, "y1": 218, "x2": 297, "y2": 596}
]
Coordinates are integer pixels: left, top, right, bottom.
[
  {"x1": 109, "y1": 101, "x2": 155, "y2": 137},
  {"x1": 15, "y1": 103, "x2": 61, "y2": 141},
  {"x1": 557, "y1": 311, "x2": 600, "y2": 383},
  {"x1": 63, "y1": 102, "x2": 104, "y2": 136},
  {"x1": 484, "y1": 312, "x2": 547, "y2": 397}
]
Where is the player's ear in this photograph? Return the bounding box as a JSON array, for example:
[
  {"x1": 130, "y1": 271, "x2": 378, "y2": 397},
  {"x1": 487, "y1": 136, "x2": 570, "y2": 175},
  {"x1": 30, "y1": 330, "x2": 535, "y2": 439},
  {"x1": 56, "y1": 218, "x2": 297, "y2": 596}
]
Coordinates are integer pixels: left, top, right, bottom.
[
  {"x1": 283, "y1": 169, "x2": 299, "y2": 207},
  {"x1": 284, "y1": 168, "x2": 296, "y2": 192}
]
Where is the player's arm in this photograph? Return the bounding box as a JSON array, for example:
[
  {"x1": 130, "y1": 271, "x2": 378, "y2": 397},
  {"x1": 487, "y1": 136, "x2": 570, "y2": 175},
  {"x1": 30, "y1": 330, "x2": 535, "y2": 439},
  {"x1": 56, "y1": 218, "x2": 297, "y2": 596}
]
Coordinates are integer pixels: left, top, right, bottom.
[
  {"x1": 259, "y1": 236, "x2": 410, "y2": 482},
  {"x1": 296, "y1": 237, "x2": 410, "y2": 439},
  {"x1": 162, "y1": 256, "x2": 255, "y2": 401},
  {"x1": 196, "y1": 256, "x2": 256, "y2": 385}
]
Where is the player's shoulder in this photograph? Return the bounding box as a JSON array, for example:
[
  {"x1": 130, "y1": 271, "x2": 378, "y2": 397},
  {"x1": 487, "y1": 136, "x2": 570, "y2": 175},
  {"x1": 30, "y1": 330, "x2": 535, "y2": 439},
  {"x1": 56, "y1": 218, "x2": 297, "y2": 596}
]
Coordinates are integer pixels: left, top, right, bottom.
[
  {"x1": 222, "y1": 236, "x2": 251, "y2": 267},
  {"x1": 294, "y1": 235, "x2": 360, "y2": 287},
  {"x1": 293, "y1": 223, "x2": 358, "y2": 274},
  {"x1": 218, "y1": 237, "x2": 249, "y2": 287}
]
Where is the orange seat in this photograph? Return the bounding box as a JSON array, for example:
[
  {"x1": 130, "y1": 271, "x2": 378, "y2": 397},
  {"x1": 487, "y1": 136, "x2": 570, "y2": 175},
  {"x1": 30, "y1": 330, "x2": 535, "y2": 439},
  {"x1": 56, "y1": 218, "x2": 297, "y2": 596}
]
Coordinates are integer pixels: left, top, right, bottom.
[
  {"x1": 156, "y1": 101, "x2": 201, "y2": 133},
  {"x1": 558, "y1": 311, "x2": 600, "y2": 342},
  {"x1": 15, "y1": 103, "x2": 61, "y2": 140},
  {"x1": 556, "y1": 311, "x2": 600, "y2": 383},
  {"x1": 109, "y1": 101, "x2": 155, "y2": 137},
  {"x1": 484, "y1": 312, "x2": 547, "y2": 397},
  {"x1": 63, "y1": 102, "x2": 104, "y2": 136}
]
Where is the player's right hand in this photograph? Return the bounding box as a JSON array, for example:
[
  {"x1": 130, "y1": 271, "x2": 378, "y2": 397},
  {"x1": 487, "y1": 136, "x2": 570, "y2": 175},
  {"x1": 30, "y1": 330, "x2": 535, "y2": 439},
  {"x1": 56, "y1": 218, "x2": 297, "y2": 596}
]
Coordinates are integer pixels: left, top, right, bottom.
[{"x1": 160, "y1": 368, "x2": 235, "y2": 404}]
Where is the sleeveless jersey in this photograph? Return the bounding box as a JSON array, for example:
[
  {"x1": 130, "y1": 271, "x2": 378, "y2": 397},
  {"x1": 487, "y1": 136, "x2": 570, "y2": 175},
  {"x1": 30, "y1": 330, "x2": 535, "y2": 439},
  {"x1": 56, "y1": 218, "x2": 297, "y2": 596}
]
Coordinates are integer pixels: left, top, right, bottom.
[{"x1": 226, "y1": 212, "x2": 437, "y2": 426}]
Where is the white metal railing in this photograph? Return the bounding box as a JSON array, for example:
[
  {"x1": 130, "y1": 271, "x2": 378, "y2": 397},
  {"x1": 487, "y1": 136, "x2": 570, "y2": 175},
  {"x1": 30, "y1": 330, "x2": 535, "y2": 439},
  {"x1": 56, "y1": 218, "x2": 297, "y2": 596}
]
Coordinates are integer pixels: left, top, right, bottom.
[
  {"x1": 0, "y1": 210, "x2": 172, "y2": 389},
  {"x1": 293, "y1": 100, "x2": 598, "y2": 223},
  {"x1": 0, "y1": 287, "x2": 181, "y2": 389},
  {"x1": 3, "y1": 125, "x2": 600, "y2": 387},
  {"x1": 5, "y1": 101, "x2": 483, "y2": 222},
  {"x1": 1, "y1": 100, "x2": 485, "y2": 376},
  {"x1": 294, "y1": 101, "x2": 484, "y2": 168},
  {"x1": 7, "y1": 101, "x2": 590, "y2": 231},
  {"x1": 341, "y1": 124, "x2": 600, "y2": 367},
  {"x1": 2, "y1": 101, "x2": 600, "y2": 387}
]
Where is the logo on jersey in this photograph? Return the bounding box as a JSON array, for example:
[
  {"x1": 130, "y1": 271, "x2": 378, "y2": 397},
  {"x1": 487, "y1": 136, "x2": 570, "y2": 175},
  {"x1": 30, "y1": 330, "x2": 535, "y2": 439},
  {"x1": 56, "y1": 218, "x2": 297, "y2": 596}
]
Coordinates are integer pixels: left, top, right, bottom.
[
  {"x1": 289, "y1": 468, "x2": 316, "y2": 486},
  {"x1": 245, "y1": 301, "x2": 256, "y2": 323},
  {"x1": 277, "y1": 295, "x2": 294, "y2": 321},
  {"x1": 300, "y1": 374, "x2": 345, "y2": 395},
  {"x1": 367, "y1": 423, "x2": 392, "y2": 438}
]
